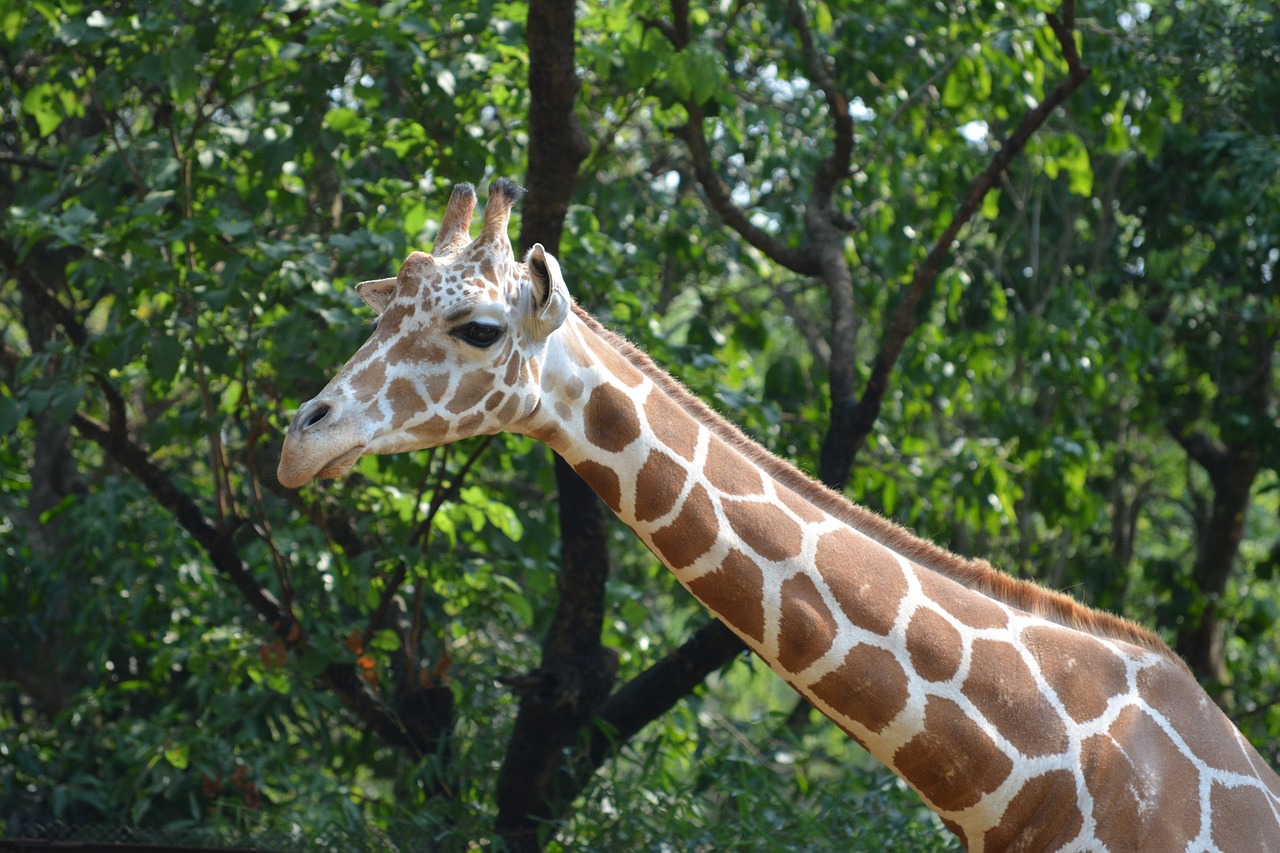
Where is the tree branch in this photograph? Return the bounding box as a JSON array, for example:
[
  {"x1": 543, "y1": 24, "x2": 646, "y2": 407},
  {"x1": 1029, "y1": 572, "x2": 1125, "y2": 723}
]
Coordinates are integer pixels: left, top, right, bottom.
[
  {"x1": 7, "y1": 237, "x2": 427, "y2": 754},
  {"x1": 68, "y1": 407, "x2": 436, "y2": 754},
  {"x1": 652, "y1": 2, "x2": 822, "y2": 277},
  {"x1": 1172, "y1": 427, "x2": 1227, "y2": 480},
  {"x1": 786, "y1": 0, "x2": 854, "y2": 207},
  {"x1": 591, "y1": 619, "x2": 744, "y2": 755},
  {"x1": 0, "y1": 241, "x2": 87, "y2": 348},
  {"x1": 677, "y1": 102, "x2": 822, "y2": 277},
  {"x1": 821, "y1": 2, "x2": 1092, "y2": 489}
]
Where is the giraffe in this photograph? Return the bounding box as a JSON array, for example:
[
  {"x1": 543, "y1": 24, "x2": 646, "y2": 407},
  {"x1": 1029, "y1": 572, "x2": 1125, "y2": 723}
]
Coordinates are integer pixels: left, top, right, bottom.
[{"x1": 278, "y1": 179, "x2": 1280, "y2": 852}]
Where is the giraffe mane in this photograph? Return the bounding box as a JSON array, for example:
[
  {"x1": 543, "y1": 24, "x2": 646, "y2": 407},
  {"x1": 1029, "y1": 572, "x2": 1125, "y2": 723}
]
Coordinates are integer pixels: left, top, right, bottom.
[{"x1": 571, "y1": 304, "x2": 1185, "y2": 669}]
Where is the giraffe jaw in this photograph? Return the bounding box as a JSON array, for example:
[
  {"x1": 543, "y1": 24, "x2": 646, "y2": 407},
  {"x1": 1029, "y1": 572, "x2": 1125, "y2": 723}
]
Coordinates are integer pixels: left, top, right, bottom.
[{"x1": 315, "y1": 446, "x2": 366, "y2": 480}]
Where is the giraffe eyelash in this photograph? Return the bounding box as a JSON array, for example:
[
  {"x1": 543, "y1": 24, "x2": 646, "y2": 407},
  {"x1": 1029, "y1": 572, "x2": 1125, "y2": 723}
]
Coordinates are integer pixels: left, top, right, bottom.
[{"x1": 451, "y1": 320, "x2": 504, "y2": 348}]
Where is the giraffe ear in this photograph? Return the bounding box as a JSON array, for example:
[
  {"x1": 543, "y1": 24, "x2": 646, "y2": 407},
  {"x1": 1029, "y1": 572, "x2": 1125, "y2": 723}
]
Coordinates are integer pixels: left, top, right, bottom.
[
  {"x1": 524, "y1": 243, "x2": 569, "y2": 340},
  {"x1": 355, "y1": 277, "x2": 397, "y2": 316}
]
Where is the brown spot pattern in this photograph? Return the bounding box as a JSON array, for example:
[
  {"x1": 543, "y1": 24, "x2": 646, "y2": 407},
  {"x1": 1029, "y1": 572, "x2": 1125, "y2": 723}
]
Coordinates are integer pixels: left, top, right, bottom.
[
  {"x1": 1210, "y1": 783, "x2": 1280, "y2": 852},
  {"x1": 566, "y1": 335, "x2": 593, "y2": 369},
  {"x1": 635, "y1": 449, "x2": 687, "y2": 523},
  {"x1": 941, "y1": 820, "x2": 968, "y2": 850},
  {"x1": 531, "y1": 423, "x2": 563, "y2": 447},
  {"x1": 584, "y1": 384, "x2": 640, "y2": 452},
  {"x1": 814, "y1": 527, "x2": 907, "y2": 636},
  {"x1": 917, "y1": 568, "x2": 1009, "y2": 629},
  {"x1": 981, "y1": 770, "x2": 1083, "y2": 852},
  {"x1": 778, "y1": 486, "x2": 826, "y2": 523},
  {"x1": 963, "y1": 639, "x2": 1068, "y2": 758},
  {"x1": 905, "y1": 606, "x2": 963, "y2": 682},
  {"x1": 1137, "y1": 663, "x2": 1257, "y2": 774},
  {"x1": 351, "y1": 359, "x2": 387, "y2": 400},
  {"x1": 385, "y1": 332, "x2": 440, "y2": 367},
  {"x1": 398, "y1": 251, "x2": 433, "y2": 281},
  {"x1": 376, "y1": 305, "x2": 406, "y2": 337},
  {"x1": 644, "y1": 392, "x2": 698, "y2": 460},
  {"x1": 722, "y1": 498, "x2": 803, "y2": 562},
  {"x1": 455, "y1": 411, "x2": 484, "y2": 433},
  {"x1": 495, "y1": 394, "x2": 522, "y2": 422},
  {"x1": 704, "y1": 436, "x2": 764, "y2": 495},
  {"x1": 573, "y1": 460, "x2": 622, "y2": 513},
  {"x1": 893, "y1": 696, "x2": 1013, "y2": 812},
  {"x1": 687, "y1": 549, "x2": 766, "y2": 644},
  {"x1": 447, "y1": 370, "x2": 490, "y2": 414},
  {"x1": 809, "y1": 644, "x2": 909, "y2": 734},
  {"x1": 776, "y1": 572, "x2": 838, "y2": 673},
  {"x1": 425, "y1": 372, "x2": 450, "y2": 403},
  {"x1": 649, "y1": 484, "x2": 717, "y2": 570},
  {"x1": 503, "y1": 352, "x2": 521, "y2": 385},
  {"x1": 1023, "y1": 625, "x2": 1126, "y2": 724},
  {"x1": 586, "y1": 332, "x2": 644, "y2": 387},
  {"x1": 410, "y1": 414, "x2": 449, "y2": 439},
  {"x1": 1082, "y1": 705, "x2": 1201, "y2": 850},
  {"x1": 387, "y1": 378, "x2": 418, "y2": 429}
]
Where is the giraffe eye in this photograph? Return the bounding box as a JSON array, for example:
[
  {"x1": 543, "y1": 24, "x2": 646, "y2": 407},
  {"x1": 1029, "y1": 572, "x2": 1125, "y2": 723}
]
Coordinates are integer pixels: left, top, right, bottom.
[{"x1": 453, "y1": 321, "x2": 504, "y2": 348}]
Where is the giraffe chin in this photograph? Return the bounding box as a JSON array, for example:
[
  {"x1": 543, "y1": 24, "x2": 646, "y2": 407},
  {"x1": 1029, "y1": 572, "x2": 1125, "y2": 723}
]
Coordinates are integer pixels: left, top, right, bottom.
[{"x1": 315, "y1": 446, "x2": 366, "y2": 480}]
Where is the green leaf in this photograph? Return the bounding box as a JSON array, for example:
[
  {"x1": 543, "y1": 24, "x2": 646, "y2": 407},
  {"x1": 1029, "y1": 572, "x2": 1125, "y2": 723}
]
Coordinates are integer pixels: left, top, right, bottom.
[
  {"x1": 50, "y1": 384, "x2": 83, "y2": 423},
  {"x1": 324, "y1": 107, "x2": 369, "y2": 136},
  {"x1": 369, "y1": 629, "x2": 401, "y2": 652},
  {"x1": 981, "y1": 187, "x2": 1000, "y2": 220},
  {"x1": 941, "y1": 65, "x2": 967, "y2": 109},
  {"x1": 0, "y1": 394, "x2": 20, "y2": 434},
  {"x1": 214, "y1": 212, "x2": 252, "y2": 237},
  {"x1": 2, "y1": 6, "x2": 22, "y2": 42},
  {"x1": 150, "y1": 334, "x2": 183, "y2": 383},
  {"x1": 163, "y1": 744, "x2": 189, "y2": 769},
  {"x1": 685, "y1": 44, "x2": 721, "y2": 106},
  {"x1": 503, "y1": 590, "x2": 534, "y2": 627},
  {"x1": 1060, "y1": 136, "x2": 1093, "y2": 197},
  {"x1": 22, "y1": 82, "x2": 63, "y2": 136},
  {"x1": 404, "y1": 201, "x2": 429, "y2": 237}
]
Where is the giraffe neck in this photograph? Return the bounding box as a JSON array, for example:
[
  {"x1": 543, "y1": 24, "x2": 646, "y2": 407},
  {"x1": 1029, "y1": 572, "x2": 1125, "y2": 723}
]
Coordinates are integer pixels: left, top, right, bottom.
[{"x1": 522, "y1": 305, "x2": 1280, "y2": 851}]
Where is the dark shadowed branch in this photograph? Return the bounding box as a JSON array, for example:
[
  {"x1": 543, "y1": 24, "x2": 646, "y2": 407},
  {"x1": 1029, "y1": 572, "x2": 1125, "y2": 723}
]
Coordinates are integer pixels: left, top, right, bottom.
[{"x1": 821, "y1": 0, "x2": 1092, "y2": 491}]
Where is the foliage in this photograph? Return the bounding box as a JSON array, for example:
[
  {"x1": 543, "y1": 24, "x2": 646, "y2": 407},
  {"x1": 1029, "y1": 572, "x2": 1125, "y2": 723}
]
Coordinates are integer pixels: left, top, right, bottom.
[{"x1": 2, "y1": 0, "x2": 1277, "y2": 849}]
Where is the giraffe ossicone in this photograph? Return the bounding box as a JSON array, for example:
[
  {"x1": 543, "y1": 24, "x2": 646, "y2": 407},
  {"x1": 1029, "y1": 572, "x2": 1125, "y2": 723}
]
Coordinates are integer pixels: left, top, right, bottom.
[{"x1": 279, "y1": 180, "x2": 1280, "y2": 852}]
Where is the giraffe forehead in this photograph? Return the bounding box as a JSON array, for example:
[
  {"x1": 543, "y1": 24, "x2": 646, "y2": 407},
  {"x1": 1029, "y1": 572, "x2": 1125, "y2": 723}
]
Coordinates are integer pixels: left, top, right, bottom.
[{"x1": 396, "y1": 261, "x2": 525, "y2": 316}]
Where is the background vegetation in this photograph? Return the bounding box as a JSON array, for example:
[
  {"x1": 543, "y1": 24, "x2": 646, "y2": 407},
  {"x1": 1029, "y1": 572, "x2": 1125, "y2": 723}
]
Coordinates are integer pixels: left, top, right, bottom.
[{"x1": 2, "y1": 0, "x2": 1276, "y2": 850}]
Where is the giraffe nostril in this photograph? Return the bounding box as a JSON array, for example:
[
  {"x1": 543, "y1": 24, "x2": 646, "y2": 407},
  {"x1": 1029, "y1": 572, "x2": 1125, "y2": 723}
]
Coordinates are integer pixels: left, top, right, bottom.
[{"x1": 302, "y1": 402, "x2": 331, "y2": 430}]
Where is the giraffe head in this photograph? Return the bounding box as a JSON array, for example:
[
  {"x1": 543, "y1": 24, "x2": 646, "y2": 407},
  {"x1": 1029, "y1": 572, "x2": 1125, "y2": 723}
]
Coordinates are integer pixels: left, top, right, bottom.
[{"x1": 277, "y1": 179, "x2": 570, "y2": 489}]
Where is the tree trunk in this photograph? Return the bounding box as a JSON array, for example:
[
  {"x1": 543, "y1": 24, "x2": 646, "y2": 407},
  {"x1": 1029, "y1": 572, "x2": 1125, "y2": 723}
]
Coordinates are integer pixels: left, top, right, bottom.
[
  {"x1": 495, "y1": 1, "x2": 609, "y2": 849},
  {"x1": 1174, "y1": 447, "x2": 1258, "y2": 696},
  {"x1": 1172, "y1": 322, "x2": 1272, "y2": 701}
]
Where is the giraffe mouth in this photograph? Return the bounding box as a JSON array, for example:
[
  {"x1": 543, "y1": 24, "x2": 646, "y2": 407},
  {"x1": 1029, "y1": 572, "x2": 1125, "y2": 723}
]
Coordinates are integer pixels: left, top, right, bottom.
[{"x1": 316, "y1": 446, "x2": 366, "y2": 479}]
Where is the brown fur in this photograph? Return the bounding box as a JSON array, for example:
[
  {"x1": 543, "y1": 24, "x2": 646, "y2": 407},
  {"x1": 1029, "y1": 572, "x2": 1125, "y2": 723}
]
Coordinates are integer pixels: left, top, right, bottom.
[{"x1": 571, "y1": 304, "x2": 1184, "y2": 669}]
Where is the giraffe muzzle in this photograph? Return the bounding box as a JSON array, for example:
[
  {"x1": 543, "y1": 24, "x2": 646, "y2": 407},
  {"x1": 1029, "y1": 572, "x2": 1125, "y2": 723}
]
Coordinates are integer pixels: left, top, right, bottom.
[{"x1": 278, "y1": 397, "x2": 367, "y2": 488}]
